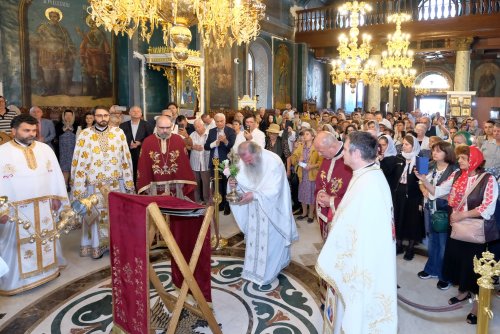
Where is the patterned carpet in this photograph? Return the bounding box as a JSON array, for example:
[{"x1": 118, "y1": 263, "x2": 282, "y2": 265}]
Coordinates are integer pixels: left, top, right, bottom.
[{"x1": 26, "y1": 256, "x2": 322, "y2": 334}]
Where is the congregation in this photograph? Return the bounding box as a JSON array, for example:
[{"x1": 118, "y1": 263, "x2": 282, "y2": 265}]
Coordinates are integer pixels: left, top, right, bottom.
[{"x1": 1, "y1": 95, "x2": 500, "y2": 331}]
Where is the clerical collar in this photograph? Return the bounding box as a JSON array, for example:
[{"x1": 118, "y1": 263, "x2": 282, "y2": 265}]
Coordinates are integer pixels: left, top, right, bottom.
[
  {"x1": 14, "y1": 138, "x2": 32, "y2": 147},
  {"x1": 353, "y1": 161, "x2": 377, "y2": 174},
  {"x1": 333, "y1": 142, "x2": 344, "y2": 159},
  {"x1": 94, "y1": 125, "x2": 108, "y2": 132}
]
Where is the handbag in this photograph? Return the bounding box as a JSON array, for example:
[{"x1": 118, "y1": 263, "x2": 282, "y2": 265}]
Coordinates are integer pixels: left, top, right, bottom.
[
  {"x1": 431, "y1": 210, "x2": 449, "y2": 233},
  {"x1": 429, "y1": 168, "x2": 449, "y2": 233},
  {"x1": 450, "y1": 173, "x2": 499, "y2": 243}
]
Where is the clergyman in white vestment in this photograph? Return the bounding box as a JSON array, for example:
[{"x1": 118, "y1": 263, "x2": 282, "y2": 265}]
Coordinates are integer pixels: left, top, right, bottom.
[
  {"x1": 0, "y1": 114, "x2": 68, "y2": 295},
  {"x1": 316, "y1": 131, "x2": 397, "y2": 334},
  {"x1": 229, "y1": 141, "x2": 298, "y2": 285}
]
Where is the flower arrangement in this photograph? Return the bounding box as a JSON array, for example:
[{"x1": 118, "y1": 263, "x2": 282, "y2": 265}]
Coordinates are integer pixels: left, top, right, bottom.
[{"x1": 219, "y1": 159, "x2": 239, "y2": 178}]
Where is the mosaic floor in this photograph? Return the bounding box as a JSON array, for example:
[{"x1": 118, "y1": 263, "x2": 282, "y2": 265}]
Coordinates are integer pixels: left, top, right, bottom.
[
  {"x1": 2, "y1": 213, "x2": 500, "y2": 334},
  {"x1": 27, "y1": 256, "x2": 322, "y2": 334}
]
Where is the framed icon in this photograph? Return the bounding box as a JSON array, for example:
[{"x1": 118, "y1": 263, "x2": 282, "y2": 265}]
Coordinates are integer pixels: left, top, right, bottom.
[
  {"x1": 451, "y1": 106, "x2": 461, "y2": 117},
  {"x1": 450, "y1": 97, "x2": 459, "y2": 106},
  {"x1": 462, "y1": 97, "x2": 471, "y2": 107},
  {"x1": 461, "y1": 107, "x2": 471, "y2": 117}
]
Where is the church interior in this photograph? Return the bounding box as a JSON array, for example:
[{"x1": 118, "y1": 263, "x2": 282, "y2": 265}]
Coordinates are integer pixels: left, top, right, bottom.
[{"x1": 1, "y1": 0, "x2": 500, "y2": 333}]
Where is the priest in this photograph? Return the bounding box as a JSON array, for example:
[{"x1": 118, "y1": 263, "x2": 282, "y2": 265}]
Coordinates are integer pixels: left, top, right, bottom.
[
  {"x1": 136, "y1": 115, "x2": 195, "y2": 196},
  {"x1": 316, "y1": 131, "x2": 397, "y2": 334},
  {"x1": 313, "y1": 131, "x2": 352, "y2": 241},
  {"x1": 0, "y1": 114, "x2": 68, "y2": 295},
  {"x1": 229, "y1": 141, "x2": 298, "y2": 285},
  {"x1": 71, "y1": 106, "x2": 135, "y2": 259},
  {"x1": 136, "y1": 116, "x2": 212, "y2": 304}
]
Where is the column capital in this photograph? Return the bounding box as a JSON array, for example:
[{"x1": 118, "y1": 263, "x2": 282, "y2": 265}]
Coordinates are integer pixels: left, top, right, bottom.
[{"x1": 455, "y1": 37, "x2": 474, "y2": 51}]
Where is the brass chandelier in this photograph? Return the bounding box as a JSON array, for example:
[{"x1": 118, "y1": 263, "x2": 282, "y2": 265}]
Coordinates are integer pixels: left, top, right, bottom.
[
  {"x1": 330, "y1": 1, "x2": 377, "y2": 93},
  {"x1": 87, "y1": 0, "x2": 265, "y2": 61},
  {"x1": 378, "y1": 13, "x2": 416, "y2": 95}
]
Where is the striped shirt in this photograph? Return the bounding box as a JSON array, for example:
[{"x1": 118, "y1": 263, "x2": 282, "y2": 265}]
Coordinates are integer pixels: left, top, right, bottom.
[
  {"x1": 0, "y1": 108, "x2": 16, "y2": 134},
  {"x1": 189, "y1": 130, "x2": 210, "y2": 171}
]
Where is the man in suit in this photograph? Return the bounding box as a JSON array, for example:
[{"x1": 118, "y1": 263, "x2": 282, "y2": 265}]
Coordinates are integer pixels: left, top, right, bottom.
[
  {"x1": 204, "y1": 113, "x2": 236, "y2": 215},
  {"x1": 30, "y1": 106, "x2": 56, "y2": 149},
  {"x1": 120, "y1": 105, "x2": 153, "y2": 182}
]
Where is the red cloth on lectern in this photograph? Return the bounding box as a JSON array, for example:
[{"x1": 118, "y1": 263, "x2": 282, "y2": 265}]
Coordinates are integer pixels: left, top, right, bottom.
[
  {"x1": 136, "y1": 133, "x2": 196, "y2": 195},
  {"x1": 109, "y1": 192, "x2": 212, "y2": 334}
]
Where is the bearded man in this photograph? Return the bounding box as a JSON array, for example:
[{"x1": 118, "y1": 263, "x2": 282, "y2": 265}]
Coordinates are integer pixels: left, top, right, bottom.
[
  {"x1": 0, "y1": 114, "x2": 68, "y2": 294},
  {"x1": 136, "y1": 116, "x2": 195, "y2": 196},
  {"x1": 229, "y1": 141, "x2": 298, "y2": 285},
  {"x1": 136, "y1": 116, "x2": 212, "y2": 304},
  {"x1": 71, "y1": 106, "x2": 134, "y2": 259}
]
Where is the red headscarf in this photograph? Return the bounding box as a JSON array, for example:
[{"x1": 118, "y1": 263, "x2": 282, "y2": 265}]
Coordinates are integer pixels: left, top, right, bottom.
[{"x1": 448, "y1": 146, "x2": 484, "y2": 208}]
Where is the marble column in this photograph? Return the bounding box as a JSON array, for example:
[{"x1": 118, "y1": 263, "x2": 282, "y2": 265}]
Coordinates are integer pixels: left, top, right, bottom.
[
  {"x1": 367, "y1": 49, "x2": 382, "y2": 111},
  {"x1": 454, "y1": 37, "x2": 473, "y2": 91}
]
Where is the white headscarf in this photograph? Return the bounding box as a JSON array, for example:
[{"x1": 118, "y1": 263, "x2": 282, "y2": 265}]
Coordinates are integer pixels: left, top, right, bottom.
[
  {"x1": 380, "y1": 134, "x2": 397, "y2": 157},
  {"x1": 400, "y1": 135, "x2": 421, "y2": 183}
]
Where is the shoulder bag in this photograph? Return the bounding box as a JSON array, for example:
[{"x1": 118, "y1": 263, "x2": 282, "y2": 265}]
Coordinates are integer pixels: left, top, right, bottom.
[
  {"x1": 450, "y1": 174, "x2": 499, "y2": 243},
  {"x1": 429, "y1": 168, "x2": 449, "y2": 233}
]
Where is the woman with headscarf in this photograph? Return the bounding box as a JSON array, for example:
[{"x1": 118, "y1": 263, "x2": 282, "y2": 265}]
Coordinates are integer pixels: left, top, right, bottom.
[
  {"x1": 416, "y1": 145, "x2": 498, "y2": 324},
  {"x1": 378, "y1": 135, "x2": 398, "y2": 190},
  {"x1": 453, "y1": 130, "x2": 473, "y2": 146},
  {"x1": 391, "y1": 134, "x2": 424, "y2": 260}
]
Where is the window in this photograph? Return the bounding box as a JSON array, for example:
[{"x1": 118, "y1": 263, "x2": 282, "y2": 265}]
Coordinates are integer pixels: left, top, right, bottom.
[
  {"x1": 247, "y1": 51, "x2": 255, "y2": 97},
  {"x1": 418, "y1": 0, "x2": 459, "y2": 20}
]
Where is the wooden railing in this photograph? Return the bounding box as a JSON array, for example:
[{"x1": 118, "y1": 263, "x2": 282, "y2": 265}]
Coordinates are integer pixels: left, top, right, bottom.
[{"x1": 296, "y1": 0, "x2": 500, "y2": 33}]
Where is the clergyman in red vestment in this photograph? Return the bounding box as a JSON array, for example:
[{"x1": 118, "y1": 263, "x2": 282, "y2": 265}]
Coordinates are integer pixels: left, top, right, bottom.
[
  {"x1": 136, "y1": 116, "x2": 212, "y2": 303},
  {"x1": 314, "y1": 131, "x2": 352, "y2": 241}
]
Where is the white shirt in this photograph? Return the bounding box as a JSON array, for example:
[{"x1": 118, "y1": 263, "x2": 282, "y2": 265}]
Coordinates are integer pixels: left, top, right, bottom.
[{"x1": 189, "y1": 130, "x2": 210, "y2": 171}]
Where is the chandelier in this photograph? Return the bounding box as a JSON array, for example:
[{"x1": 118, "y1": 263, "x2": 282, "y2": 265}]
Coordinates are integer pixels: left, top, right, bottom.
[
  {"x1": 88, "y1": 0, "x2": 265, "y2": 61},
  {"x1": 194, "y1": 0, "x2": 266, "y2": 48},
  {"x1": 378, "y1": 13, "x2": 416, "y2": 95},
  {"x1": 330, "y1": 1, "x2": 376, "y2": 93}
]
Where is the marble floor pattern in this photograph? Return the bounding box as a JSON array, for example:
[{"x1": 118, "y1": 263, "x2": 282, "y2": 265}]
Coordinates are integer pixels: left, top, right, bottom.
[{"x1": 1, "y1": 212, "x2": 500, "y2": 333}]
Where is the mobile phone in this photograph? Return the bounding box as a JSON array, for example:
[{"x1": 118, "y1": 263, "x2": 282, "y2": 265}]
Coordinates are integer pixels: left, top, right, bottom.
[
  {"x1": 245, "y1": 126, "x2": 250, "y2": 132},
  {"x1": 178, "y1": 124, "x2": 185, "y2": 130}
]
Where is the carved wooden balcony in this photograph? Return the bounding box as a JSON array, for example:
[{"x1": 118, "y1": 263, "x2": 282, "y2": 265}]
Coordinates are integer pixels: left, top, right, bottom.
[{"x1": 295, "y1": 0, "x2": 500, "y2": 51}]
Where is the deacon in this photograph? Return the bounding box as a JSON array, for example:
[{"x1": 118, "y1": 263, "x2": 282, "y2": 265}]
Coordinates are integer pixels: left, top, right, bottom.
[
  {"x1": 229, "y1": 141, "x2": 298, "y2": 285},
  {"x1": 0, "y1": 114, "x2": 68, "y2": 295},
  {"x1": 71, "y1": 106, "x2": 134, "y2": 259},
  {"x1": 136, "y1": 116, "x2": 212, "y2": 304},
  {"x1": 316, "y1": 131, "x2": 397, "y2": 334}
]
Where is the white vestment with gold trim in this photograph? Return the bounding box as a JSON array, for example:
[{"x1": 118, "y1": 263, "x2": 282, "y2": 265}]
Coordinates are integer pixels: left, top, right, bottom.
[
  {"x1": 230, "y1": 150, "x2": 298, "y2": 285},
  {"x1": 316, "y1": 164, "x2": 397, "y2": 334},
  {"x1": 70, "y1": 126, "x2": 134, "y2": 258},
  {"x1": 0, "y1": 140, "x2": 68, "y2": 295}
]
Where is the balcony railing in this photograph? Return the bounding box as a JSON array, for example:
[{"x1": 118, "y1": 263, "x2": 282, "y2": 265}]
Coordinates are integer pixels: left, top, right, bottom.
[{"x1": 296, "y1": 0, "x2": 500, "y2": 33}]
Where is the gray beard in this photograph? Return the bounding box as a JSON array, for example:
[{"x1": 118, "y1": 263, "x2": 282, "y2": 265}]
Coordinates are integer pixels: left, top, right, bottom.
[{"x1": 243, "y1": 153, "x2": 263, "y2": 185}]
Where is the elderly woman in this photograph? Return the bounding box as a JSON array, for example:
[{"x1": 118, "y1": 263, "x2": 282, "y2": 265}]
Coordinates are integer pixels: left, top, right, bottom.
[
  {"x1": 265, "y1": 123, "x2": 290, "y2": 164},
  {"x1": 453, "y1": 130, "x2": 473, "y2": 146},
  {"x1": 416, "y1": 145, "x2": 498, "y2": 324},
  {"x1": 415, "y1": 123, "x2": 430, "y2": 151},
  {"x1": 391, "y1": 135, "x2": 423, "y2": 260},
  {"x1": 415, "y1": 141, "x2": 457, "y2": 290},
  {"x1": 290, "y1": 128, "x2": 322, "y2": 223}
]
